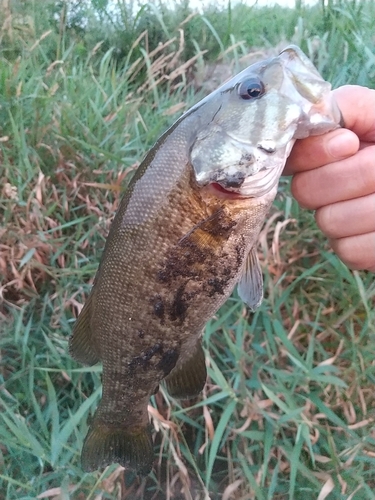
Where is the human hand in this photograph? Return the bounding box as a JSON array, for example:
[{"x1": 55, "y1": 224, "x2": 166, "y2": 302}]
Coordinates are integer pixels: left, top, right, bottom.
[{"x1": 284, "y1": 85, "x2": 375, "y2": 272}]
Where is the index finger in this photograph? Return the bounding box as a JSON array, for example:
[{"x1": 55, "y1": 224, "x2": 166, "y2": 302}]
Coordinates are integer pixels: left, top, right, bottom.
[{"x1": 284, "y1": 128, "x2": 359, "y2": 175}]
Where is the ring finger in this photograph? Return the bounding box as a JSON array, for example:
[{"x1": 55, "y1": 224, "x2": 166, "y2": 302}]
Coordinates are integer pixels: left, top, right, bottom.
[
  {"x1": 330, "y1": 232, "x2": 375, "y2": 272},
  {"x1": 315, "y1": 193, "x2": 375, "y2": 239}
]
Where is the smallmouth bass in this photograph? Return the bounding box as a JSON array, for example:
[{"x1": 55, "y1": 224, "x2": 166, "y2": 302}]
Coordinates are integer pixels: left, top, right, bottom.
[{"x1": 70, "y1": 45, "x2": 341, "y2": 474}]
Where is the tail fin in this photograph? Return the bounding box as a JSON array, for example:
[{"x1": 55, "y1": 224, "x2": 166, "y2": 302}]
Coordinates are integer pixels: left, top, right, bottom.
[{"x1": 81, "y1": 422, "x2": 154, "y2": 475}]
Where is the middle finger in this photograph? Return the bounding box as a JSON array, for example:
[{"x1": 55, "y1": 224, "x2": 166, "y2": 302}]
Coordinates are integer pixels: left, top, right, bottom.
[
  {"x1": 315, "y1": 193, "x2": 375, "y2": 239},
  {"x1": 291, "y1": 145, "x2": 375, "y2": 209}
]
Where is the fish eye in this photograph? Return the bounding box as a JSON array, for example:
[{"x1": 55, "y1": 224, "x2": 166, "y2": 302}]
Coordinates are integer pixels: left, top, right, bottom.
[{"x1": 238, "y1": 78, "x2": 265, "y2": 100}]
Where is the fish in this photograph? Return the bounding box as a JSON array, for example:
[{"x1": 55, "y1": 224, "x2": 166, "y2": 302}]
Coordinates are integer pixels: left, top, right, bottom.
[{"x1": 69, "y1": 45, "x2": 342, "y2": 475}]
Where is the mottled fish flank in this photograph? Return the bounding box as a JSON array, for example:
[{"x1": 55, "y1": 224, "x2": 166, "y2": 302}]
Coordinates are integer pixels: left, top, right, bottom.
[{"x1": 69, "y1": 45, "x2": 341, "y2": 475}]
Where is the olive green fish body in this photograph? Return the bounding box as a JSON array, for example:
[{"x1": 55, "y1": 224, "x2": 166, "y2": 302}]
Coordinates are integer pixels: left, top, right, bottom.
[
  {"x1": 75, "y1": 132, "x2": 272, "y2": 472},
  {"x1": 74, "y1": 140, "x2": 272, "y2": 473},
  {"x1": 70, "y1": 45, "x2": 342, "y2": 474}
]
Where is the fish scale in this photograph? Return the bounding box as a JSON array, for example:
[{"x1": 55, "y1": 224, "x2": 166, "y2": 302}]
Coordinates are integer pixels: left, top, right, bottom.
[{"x1": 69, "y1": 45, "x2": 342, "y2": 475}]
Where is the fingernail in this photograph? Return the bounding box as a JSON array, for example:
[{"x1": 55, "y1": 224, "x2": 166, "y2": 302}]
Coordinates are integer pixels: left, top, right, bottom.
[{"x1": 327, "y1": 130, "x2": 358, "y2": 159}]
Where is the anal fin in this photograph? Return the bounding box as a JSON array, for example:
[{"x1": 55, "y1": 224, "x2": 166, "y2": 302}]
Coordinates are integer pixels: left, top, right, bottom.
[
  {"x1": 237, "y1": 246, "x2": 263, "y2": 311},
  {"x1": 69, "y1": 292, "x2": 100, "y2": 365},
  {"x1": 164, "y1": 340, "x2": 206, "y2": 399}
]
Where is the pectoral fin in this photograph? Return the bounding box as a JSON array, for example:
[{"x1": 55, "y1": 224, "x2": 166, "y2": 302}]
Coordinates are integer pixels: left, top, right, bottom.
[
  {"x1": 237, "y1": 246, "x2": 263, "y2": 311},
  {"x1": 69, "y1": 292, "x2": 100, "y2": 365},
  {"x1": 164, "y1": 340, "x2": 206, "y2": 399}
]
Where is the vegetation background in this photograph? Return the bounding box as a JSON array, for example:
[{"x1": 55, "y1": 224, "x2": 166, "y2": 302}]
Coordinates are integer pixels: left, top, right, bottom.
[{"x1": 1, "y1": 0, "x2": 375, "y2": 498}]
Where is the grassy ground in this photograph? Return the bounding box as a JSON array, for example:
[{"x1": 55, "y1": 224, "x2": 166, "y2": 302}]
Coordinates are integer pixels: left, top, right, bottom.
[{"x1": 1, "y1": 1, "x2": 375, "y2": 499}]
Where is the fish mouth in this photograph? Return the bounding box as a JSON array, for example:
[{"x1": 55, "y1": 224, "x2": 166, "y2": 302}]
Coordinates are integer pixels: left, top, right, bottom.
[
  {"x1": 236, "y1": 161, "x2": 285, "y2": 197},
  {"x1": 209, "y1": 161, "x2": 285, "y2": 199},
  {"x1": 194, "y1": 135, "x2": 295, "y2": 199}
]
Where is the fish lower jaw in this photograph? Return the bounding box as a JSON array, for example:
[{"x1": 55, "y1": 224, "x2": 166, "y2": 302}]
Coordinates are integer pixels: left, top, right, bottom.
[
  {"x1": 206, "y1": 163, "x2": 284, "y2": 200},
  {"x1": 236, "y1": 162, "x2": 285, "y2": 198},
  {"x1": 207, "y1": 183, "x2": 246, "y2": 199}
]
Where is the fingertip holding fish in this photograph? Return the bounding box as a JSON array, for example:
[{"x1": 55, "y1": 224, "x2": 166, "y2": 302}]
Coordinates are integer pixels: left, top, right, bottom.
[
  {"x1": 69, "y1": 45, "x2": 341, "y2": 475},
  {"x1": 327, "y1": 129, "x2": 359, "y2": 160}
]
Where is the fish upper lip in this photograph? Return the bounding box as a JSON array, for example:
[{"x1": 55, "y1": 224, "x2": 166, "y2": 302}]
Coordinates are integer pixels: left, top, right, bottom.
[
  {"x1": 225, "y1": 132, "x2": 256, "y2": 147},
  {"x1": 225, "y1": 133, "x2": 278, "y2": 155}
]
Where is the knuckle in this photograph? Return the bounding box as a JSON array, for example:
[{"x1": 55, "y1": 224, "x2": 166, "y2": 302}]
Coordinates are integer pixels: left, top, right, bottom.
[
  {"x1": 331, "y1": 234, "x2": 375, "y2": 271},
  {"x1": 357, "y1": 147, "x2": 375, "y2": 195},
  {"x1": 291, "y1": 174, "x2": 313, "y2": 209},
  {"x1": 331, "y1": 238, "x2": 361, "y2": 269},
  {"x1": 315, "y1": 205, "x2": 336, "y2": 238}
]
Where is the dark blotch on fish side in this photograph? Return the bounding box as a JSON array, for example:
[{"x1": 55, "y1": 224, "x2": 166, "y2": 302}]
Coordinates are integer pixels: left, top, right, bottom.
[
  {"x1": 151, "y1": 295, "x2": 165, "y2": 320},
  {"x1": 238, "y1": 152, "x2": 254, "y2": 166},
  {"x1": 137, "y1": 329, "x2": 145, "y2": 339},
  {"x1": 235, "y1": 237, "x2": 246, "y2": 267},
  {"x1": 169, "y1": 285, "x2": 189, "y2": 322},
  {"x1": 156, "y1": 209, "x2": 237, "y2": 287},
  {"x1": 223, "y1": 266, "x2": 231, "y2": 276},
  {"x1": 207, "y1": 277, "x2": 225, "y2": 295},
  {"x1": 157, "y1": 269, "x2": 169, "y2": 283},
  {"x1": 129, "y1": 343, "x2": 163, "y2": 372},
  {"x1": 156, "y1": 241, "x2": 206, "y2": 285},
  {"x1": 156, "y1": 348, "x2": 180, "y2": 376}
]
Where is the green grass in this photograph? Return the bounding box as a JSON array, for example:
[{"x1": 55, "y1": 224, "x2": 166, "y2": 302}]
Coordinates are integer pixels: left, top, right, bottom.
[{"x1": 1, "y1": 1, "x2": 375, "y2": 499}]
